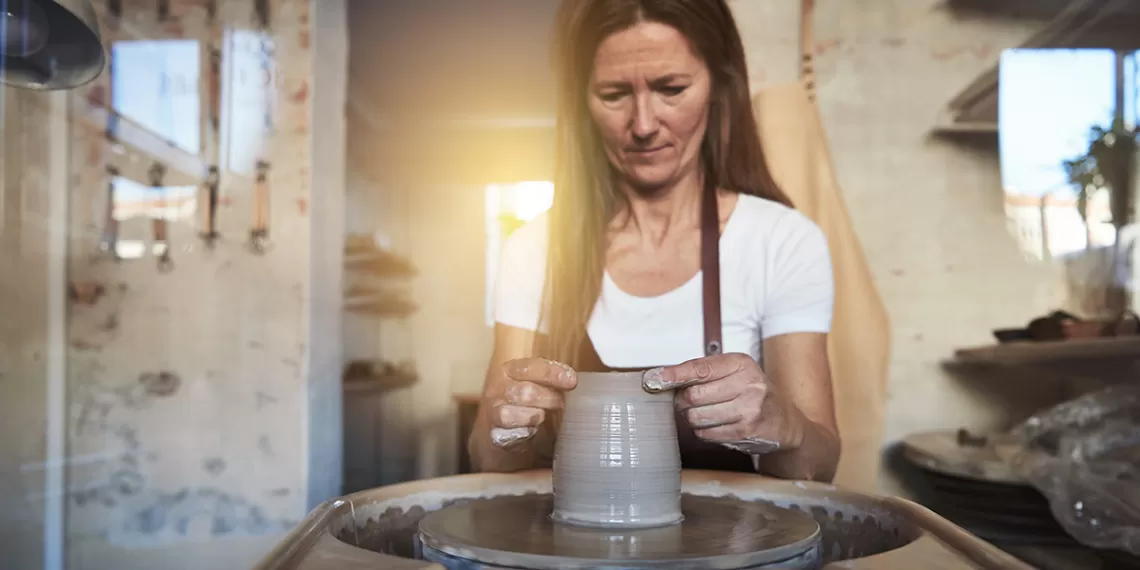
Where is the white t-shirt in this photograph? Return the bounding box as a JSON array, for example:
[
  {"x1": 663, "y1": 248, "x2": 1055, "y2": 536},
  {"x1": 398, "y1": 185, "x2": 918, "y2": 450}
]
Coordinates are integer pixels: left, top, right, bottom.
[{"x1": 493, "y1": 193, "x2": 834, "y2": 369}]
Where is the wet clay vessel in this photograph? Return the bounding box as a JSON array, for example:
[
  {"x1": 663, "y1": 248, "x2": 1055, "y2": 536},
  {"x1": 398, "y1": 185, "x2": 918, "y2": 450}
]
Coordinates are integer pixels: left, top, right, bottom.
[{"x1": 552, "y1": 371, "x2": 683, "y2": 528}]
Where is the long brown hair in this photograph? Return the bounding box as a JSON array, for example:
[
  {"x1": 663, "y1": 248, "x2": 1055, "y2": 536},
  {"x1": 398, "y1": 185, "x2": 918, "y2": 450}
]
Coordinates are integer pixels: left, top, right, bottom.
[{"x1": 540, "y1": 0, "x2": 791, "y2": 366}]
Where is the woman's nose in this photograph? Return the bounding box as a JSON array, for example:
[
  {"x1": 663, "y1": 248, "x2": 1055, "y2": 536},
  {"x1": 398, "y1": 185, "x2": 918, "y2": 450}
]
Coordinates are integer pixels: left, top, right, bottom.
[{"x1": 630, "y1": 95, "x2": 659, "y2": 140}]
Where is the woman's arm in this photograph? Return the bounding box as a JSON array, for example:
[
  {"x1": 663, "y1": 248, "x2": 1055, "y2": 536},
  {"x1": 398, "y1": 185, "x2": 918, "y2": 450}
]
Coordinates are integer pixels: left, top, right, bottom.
[
  {"x1": 753, "y1": 332, "x2": 840, "y2": 481},
  {"x1": 472, "y1": 212, "x2": 565, "y2": 471},
  {"x1": 468, "y1": 324, "x2": 556, "y2": 472},
  {"x1": 749, "y1": 208, "x2": 838, "y2": 480}
]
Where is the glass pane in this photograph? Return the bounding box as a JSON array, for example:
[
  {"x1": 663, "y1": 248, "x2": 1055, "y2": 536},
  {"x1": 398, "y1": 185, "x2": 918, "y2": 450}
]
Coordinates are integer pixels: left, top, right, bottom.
[
  {"x1": 2, "y1": 2, "x2": 333, "y2": 569},
  {"x1": 0, "y1": 85, "x2": 52, "y2": 570}
]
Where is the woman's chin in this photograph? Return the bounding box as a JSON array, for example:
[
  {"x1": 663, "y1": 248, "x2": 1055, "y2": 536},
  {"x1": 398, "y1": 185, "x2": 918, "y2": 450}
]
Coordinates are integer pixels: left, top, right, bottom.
[{"x1": 622, "y1": 168, "x2": 681, "y2": 195}]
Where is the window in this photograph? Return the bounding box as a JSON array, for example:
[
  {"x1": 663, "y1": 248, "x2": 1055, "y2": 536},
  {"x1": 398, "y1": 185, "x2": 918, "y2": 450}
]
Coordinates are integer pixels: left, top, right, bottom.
[
  {"x1": 109, "y1": 40, "x2": 201, "y2": 257},
  {"x1": 112, "y1": 40, "x2": 201, "y2": 155},
  {"x1": 999, "y1": 48, "x2": 1139, "y2": 259},
  {"x1": 105, "y1": 32, "x2": 276, "y2": 258},
  {"x1": 222, "y1": 30, "x2": 277, "y2": 177},
  {"x1": 484, "y1": 181, "x2": 554, "y2": 326}
]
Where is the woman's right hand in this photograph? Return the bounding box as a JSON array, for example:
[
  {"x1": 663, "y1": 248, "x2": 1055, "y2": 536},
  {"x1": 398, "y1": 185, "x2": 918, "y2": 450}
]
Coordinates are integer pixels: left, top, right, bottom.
[{"x1": 489, "y1": 358, "x2": 577, "y2": 448}]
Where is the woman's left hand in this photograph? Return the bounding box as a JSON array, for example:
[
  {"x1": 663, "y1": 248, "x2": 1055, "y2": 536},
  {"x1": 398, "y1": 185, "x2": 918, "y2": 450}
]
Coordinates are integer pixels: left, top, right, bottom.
[{"x1": 642, "y1": 353, "x2": 805, "y2": 454}]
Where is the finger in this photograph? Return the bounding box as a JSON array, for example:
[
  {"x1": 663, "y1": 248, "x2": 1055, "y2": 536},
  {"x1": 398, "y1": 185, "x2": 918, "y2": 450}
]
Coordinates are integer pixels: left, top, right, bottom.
[
  {"x1": 491, "y1": 427, "x2": 537, "y2": 448},
  {"x1": 693, "y1": 423, "x2": 752, "y2": 443},
  {"x1": 505, "y1": 381, "x2": 563, "y2": 409},
  {"x1": 504, "y1": 358, "x2": 577, "y2": 390},
  {"x1": 683, "y1": 400, "x2": 744, "y2": 430},
  {"x1": 643, "y1": 354, "x2": 749, "y2": 392},
  {"x1": 675, "y1": 378, "x2": 743, "y2": 410},
  {"x1": 494, "y1": 404, "x2": 545, "y2": 429}
]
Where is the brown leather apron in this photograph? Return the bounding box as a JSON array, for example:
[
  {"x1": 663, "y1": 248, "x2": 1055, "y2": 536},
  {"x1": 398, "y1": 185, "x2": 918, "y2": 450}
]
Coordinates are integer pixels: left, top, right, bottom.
[{"x1": 572, "y1": 177, "x2": 755, "y2": 473}]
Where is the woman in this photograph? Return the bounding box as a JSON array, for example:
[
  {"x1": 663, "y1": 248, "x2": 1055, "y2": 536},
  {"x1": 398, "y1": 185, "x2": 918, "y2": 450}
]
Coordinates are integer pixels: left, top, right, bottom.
[{"x1": 469, "y1": 0, "x2": 840, "y2": 482}]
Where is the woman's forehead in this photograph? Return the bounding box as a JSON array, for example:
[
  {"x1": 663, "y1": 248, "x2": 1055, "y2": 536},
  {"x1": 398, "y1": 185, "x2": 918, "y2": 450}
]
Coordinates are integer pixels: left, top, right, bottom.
[{"x1": 591, "y1": 22, "x2": 705, "y2": 83}]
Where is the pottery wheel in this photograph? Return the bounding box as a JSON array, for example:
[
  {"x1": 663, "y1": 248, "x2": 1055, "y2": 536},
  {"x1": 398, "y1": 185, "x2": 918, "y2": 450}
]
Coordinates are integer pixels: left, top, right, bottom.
[{"x1": 416, "y1": 494, "x2": 822, "y2": 569}]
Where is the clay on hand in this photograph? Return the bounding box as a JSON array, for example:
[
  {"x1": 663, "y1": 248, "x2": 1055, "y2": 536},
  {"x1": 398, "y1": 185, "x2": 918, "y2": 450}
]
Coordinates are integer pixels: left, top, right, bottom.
[
  {"x1": 490, "y1": 426, "x2": 539, "y2": 447},
  {"x1": 721, "y1": 438, "x2": 781, "y2": 455},
  {"x1": 642, "y1": 354, "x2": 793, "y2": 454},
  {"x1": 489, "y1": 358, "x2": 577, "y2": 448}
]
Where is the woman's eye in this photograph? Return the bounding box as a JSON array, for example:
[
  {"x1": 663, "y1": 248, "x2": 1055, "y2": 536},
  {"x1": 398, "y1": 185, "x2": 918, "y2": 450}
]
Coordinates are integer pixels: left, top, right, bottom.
[
  {"x1": 599, "y1": 92, "x2": 625, "y2": 103},
  {"x1": 659, "y1": 85, "x2": 687, "y2": 97}
]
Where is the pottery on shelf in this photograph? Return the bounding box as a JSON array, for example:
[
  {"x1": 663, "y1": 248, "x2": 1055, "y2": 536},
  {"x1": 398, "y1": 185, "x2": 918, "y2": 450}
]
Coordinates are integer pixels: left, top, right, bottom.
[{"x1": 552, "y1": 370, "x2": 683, "y2": 528}]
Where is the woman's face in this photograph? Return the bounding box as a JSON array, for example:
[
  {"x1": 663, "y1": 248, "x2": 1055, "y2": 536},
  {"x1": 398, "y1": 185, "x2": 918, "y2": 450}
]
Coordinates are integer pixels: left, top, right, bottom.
[{"x1": 588, "y1": 21, "x2": 712, "y2": 194}]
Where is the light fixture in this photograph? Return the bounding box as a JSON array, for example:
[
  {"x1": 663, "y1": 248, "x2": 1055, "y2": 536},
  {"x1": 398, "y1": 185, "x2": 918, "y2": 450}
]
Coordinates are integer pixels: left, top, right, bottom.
[{"x1": 1, "y1": 0, "x2": 104, "y2": 90}]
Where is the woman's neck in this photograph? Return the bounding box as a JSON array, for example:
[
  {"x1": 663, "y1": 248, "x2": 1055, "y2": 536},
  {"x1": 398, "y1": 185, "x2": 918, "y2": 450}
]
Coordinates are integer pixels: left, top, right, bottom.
[{"x1": 614, "y1": 169, "x2": 703, "y2": 247}]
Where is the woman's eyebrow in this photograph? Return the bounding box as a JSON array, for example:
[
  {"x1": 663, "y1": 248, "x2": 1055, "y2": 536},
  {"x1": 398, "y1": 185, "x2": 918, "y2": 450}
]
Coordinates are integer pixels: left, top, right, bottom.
[{"x1": 594, "y1": 73, "x2": 694, "y2": 89}]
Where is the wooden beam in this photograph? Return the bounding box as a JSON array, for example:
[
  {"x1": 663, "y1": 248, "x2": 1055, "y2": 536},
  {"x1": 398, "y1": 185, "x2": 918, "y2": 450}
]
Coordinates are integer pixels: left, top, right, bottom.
[
  {"x1": 946, "y1": 0, "x2": 1112, "y2": 120},
  {"x1": 947, "y1": 0, "x2": 1088, "y2": 18}
]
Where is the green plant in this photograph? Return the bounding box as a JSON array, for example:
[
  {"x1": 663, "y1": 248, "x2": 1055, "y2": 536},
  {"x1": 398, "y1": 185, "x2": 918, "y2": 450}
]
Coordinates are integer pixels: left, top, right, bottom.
[
  {"x1": 1063, "y1": 118, "x2": 1138, "y2": 224},
  {"x1": 498, "y1": 213, "x2": 527, "y2": 238}
]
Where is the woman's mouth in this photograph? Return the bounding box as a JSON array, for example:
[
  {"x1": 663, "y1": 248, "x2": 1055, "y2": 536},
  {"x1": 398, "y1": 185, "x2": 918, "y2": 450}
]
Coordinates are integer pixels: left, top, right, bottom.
[{"x1": 626, "y1": 144, "x2": 669, "y2": 157}]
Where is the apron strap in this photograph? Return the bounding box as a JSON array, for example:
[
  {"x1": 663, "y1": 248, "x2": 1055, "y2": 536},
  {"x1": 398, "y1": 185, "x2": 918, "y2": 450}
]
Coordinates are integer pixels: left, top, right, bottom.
[
  {"x1": 799, "y1": 0, "x2": 816, "y2": 100},
  {"x1": 701, "y1": 177, "x2": 723, "y2": 356}
]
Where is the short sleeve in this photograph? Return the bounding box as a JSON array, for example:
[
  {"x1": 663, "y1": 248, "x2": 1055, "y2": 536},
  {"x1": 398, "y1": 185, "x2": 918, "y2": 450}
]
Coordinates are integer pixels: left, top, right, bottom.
[
  {"x1": 493, "y1": 214, "x2": 549, "y2": 333},
  {"x1": 760, "y1": 211, "x2": 834, "y2": 338}
]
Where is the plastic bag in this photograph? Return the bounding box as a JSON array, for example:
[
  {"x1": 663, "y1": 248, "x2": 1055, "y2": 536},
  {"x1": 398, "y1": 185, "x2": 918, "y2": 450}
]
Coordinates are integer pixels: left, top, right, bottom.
[{"x1": 1008, "y1": 382, "x2": 1140, "y2": 555}]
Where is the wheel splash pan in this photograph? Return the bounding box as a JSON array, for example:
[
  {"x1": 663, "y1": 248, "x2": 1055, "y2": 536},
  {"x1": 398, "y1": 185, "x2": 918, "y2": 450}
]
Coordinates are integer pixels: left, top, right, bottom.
[{"x1": 253, "y1": 470, "x2": 1033, "y2": 570}]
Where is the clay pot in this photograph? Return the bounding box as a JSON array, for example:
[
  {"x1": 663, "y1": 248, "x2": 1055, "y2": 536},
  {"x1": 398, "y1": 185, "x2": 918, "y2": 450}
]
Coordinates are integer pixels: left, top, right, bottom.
[{"x1": 552, "y1": 371, "x2": 683, "y2": 528}]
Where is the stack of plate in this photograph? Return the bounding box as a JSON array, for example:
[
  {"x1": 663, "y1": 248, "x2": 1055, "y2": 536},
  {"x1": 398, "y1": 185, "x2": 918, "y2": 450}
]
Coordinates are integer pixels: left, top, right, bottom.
[{"x1": 902, "y1": 430, "x2": 1076, "y2": 546}]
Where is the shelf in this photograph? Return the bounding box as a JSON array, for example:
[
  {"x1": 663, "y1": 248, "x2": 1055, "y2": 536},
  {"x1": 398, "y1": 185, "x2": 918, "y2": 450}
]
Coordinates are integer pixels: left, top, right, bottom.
[
  {"x1": 343, "y1": 359, "x2": 418, "y2": 394},
  {"x1": 344, "y1": 234, "x2": 417, "y2": 278},
  {"x1": 931, "y1": 122, "x2": 998, "y2": 136},
  {"x1": 344, "y1": 285, "x2": 417, "y2": 317},
  {"x1": 344, "y1": 298, "x2": 417, "y2": 318},
  {"x1": 948, "y1": 336, "x2": 1140, "y2": 367}
]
